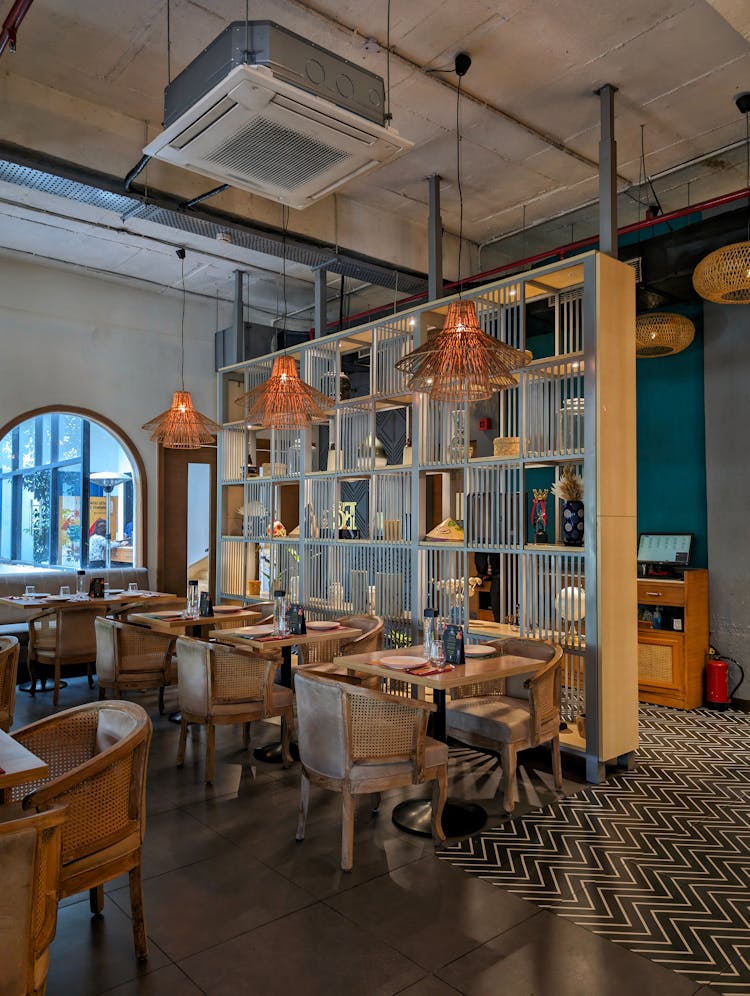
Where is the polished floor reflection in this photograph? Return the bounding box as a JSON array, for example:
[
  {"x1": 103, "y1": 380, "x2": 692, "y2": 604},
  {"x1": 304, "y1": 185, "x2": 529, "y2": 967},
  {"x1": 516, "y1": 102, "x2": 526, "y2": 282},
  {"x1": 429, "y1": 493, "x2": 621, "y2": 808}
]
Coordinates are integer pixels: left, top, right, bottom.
[{"x1": 13, "y1": 680, "x2": 720, "y2": 995}]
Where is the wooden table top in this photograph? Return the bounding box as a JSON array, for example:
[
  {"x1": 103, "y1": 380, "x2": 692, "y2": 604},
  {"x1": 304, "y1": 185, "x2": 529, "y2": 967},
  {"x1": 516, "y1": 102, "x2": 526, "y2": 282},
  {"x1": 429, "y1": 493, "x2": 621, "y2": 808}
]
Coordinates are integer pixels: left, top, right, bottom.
[
  {"x1": 0, "y1": 729, "x2": 48, "y2": 794},
  {"x1": 211, "y1": 624, "x2": 361, "y2": 650},
  {"x1": 0, "y1": 591, "x2": 176, "y2": 612},
  {"x1": 333, "y1": 645, "x2": 545, "y2": 691},
  {"x1": 129, "y1": 607, "x2": 260, "y2": 633}
]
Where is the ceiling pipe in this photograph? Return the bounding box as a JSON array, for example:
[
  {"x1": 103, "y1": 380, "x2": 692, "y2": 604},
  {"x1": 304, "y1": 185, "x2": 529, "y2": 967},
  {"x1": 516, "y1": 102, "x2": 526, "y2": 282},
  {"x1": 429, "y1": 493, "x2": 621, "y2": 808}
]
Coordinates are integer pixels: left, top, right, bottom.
[
  {"x1": 0, "y1": 0, "x2": 34, "y2": 57},
  {"x1": 321, "y1": 183, "x2": 750, "y2": 333}
]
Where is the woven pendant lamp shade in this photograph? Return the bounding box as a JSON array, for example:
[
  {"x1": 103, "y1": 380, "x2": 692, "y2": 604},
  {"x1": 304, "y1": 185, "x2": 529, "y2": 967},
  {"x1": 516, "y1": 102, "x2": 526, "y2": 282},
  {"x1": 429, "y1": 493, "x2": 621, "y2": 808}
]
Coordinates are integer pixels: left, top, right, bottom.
[
  {"x1": 635, "y1": 313, "x2": 695, "y2": 358},
  {"x1": 237, "y1": 355, "x2": 333, "y2": 429},
  {"x1": 394, "y1": 299, "x2": 531, "y2": 402},
  {"x1": 142, "y1": 391, "x2": 222, "y2": 448},
  {"x1": 692, "y1": 241, "x2": 750, "y2": 303}
]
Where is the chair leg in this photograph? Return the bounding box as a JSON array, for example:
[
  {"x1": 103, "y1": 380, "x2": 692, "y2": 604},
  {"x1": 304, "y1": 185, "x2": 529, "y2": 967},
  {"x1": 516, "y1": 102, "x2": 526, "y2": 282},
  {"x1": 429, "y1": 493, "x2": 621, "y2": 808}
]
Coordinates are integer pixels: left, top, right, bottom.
[
  {"x1": 431, "y1": 768, "x2": 447, "y2": 842},
  {"x1": 87, "y1": 664, "x2": 94, "y2": 689},
  {"x1": 551, "y1": 734, "x2": 563, "y2": 790},
  {"x1": 98, "y1": 686, "x2": 107, "y2": 701},
  {"x1": 501, "y1": 742, "x2": 517, "y2": 813},
  {"x1": 177, "y1": 717, "x2": 188, "y2": 766},
  {"x1": 128, "y1": 863, "x2": 149, "y2": 961},
  {"x1": 205, "y1": 724, "x2": 216, "y2": 784},
  {"x1": 370, "y1": 792, "x2": 381, "y2": 813},
  {"x1": 53, "y1": 662, "x2": 61, "y2": 707},
  {"x1": 158, "y1": 686, "x2": 165, "y2": 715},
  {"x1": 89, "y1": 884, "x2": 104, "y2": 915},
  {"x1": 242, "y1": 722, "x2": 251, "y2": 748},
  {"x1": 28, "y1": 661, "x2": 37, "y2": 697},
  {"x1": 296, "y1": 772, "x2": 310, "y2": 841},
  {"x1": 280, "y1": 711, "x2": 292, "y2": 768},
  {"x1": 341, "y1": 791, "x2": 354, "y2": 871}
]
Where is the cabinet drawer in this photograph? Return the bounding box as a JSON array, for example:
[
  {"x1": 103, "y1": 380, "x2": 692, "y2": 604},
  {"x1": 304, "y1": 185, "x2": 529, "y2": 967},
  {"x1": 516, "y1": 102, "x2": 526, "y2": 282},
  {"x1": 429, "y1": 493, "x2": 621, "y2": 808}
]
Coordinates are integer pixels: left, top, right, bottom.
[{"x1": 637, "y1": 580, "x2": 685, "y2": 607}]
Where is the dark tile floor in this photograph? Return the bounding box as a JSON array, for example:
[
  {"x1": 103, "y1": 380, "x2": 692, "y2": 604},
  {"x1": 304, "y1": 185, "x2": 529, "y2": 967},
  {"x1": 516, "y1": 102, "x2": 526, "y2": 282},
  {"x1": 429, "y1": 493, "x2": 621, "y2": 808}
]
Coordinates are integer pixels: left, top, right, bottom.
[{"x1": 11, "y1": 679, "x2": 716, "y2": 995}]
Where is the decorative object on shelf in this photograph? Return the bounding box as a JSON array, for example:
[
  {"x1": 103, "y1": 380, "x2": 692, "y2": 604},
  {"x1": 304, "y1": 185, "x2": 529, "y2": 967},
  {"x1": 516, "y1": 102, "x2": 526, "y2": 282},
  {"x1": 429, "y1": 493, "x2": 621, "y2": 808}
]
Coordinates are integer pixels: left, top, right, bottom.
[
  {"x1": 286, "y1": 437, "x2": 302, "y2": 475},
  {"x1": 425, "y1": 517, "x2": 464, "y2": 542},
  {"x1": 393, "y1": 56, "x2": 530, "y2": 403},
  {"x1": 267, "y1": 520, "x2": 287, "y2": 538},
  {"x1": 447, "y1": 409, "x2": 466, "y2": 462},
  {"x1": 142, "y1": 249, "x2": 221, "y2": 449},
  {"x1": 552, "y1": 464, "x2": 584, "y2": 546},
  {"x1": 559, "y1": 397, "x2": 584, "y2": 451},
  {"x1": 246, "y1": 450, "x2": 259, "y2": 477},
  {"x1": 493, "y1": 436, "x2": 520, "y2": 458},
  {"x1": 692, "y1": 93, "x2": 750, "y2": 304},
  {"x1": 636, "y1": 313, "x2": 695, "y2": 357},
  {"x1": 531, "y1": 488, "x2": 549, "y2": 544},
  {"x1": 357, "y1": 433, "x2": 388, "y2": 469},
  {"x1": 236, "y1": 355, "x2": 334, "y2": 429},
  {"x1": 555, "y1": 585, "x2": 586, "y2": 646}
]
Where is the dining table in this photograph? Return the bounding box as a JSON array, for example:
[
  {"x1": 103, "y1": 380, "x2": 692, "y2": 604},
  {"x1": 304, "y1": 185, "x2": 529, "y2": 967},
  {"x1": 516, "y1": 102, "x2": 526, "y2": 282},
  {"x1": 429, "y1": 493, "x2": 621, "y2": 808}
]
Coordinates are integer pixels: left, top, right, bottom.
[
  {"x1": 333, "y1": 643, "x2": 546, "y2": 838},
  {"x1": 0, "y1": 728, "x2": 48, "y2": 802},
  {"x1": 128, "y1": 605, "x2": 260, "y2": 636},
  {"x1": 212, "y1": 620, "x2": 362, "y2": 762}
]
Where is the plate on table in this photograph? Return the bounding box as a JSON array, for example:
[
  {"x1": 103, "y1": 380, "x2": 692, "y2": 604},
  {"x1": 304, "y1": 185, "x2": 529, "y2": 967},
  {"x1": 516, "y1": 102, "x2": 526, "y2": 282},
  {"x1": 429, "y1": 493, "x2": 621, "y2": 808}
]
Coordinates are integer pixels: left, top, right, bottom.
[
  {"x1": 380, "y1": 655, "x2": 428, "y2": 670},
  {"x1": 213, "y1": 606, "x2": 243, "y2": 614},
  {"x1": 240, "y1": 624, "x2": 274, "y2": 636},
  {"x1": 306, "y1": 620, "x2": 341, "y2": 631},
  {"x1": 25, "y1": 592, "x2": 51, "y2": 598},
  {"x1": 105, "y1": 588, "x2": 124, "y2": 595},
  {"x1": 464, "y1": 644, "x2": 497, "y2": 657},
  {"x1": 47, "y1": 594, "x2": 72, "y2": 601}
]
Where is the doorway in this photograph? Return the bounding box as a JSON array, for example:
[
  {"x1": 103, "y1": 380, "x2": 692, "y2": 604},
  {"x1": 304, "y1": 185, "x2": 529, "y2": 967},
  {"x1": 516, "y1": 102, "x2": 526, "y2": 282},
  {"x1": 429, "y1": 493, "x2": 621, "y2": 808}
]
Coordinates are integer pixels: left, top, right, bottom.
[{"x1": 157, "y1": 446, "x2": 216, "y2": 599}]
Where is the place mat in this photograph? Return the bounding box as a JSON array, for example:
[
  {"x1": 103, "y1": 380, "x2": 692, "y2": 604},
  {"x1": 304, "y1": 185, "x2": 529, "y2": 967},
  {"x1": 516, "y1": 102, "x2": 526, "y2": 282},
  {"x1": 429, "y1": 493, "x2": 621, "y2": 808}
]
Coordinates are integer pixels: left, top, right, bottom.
[
  {"x1": 146, "y1": 613, "x2": 186, "y2": 621},
  {"x1": 409, "y1": 662, "x2": 456, "y2": 676}
]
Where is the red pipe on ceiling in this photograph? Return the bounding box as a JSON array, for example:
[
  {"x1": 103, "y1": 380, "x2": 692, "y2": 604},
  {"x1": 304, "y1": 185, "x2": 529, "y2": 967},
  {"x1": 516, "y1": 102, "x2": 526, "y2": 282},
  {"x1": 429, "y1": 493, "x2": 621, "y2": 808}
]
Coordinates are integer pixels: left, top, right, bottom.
[
  {"x1": 323, "y1": 183, "x2": 750, "y2": 333},
  {"x1": 0, "y1": 0, "x2": 35, "y2": 58}
]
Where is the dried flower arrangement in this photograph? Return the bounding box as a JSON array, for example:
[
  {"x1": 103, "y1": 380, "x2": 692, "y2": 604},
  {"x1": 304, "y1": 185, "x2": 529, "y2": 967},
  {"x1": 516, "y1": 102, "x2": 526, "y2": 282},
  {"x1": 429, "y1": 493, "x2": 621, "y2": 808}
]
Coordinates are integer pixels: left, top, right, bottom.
[{"x1": 551, "y1": 465, "x2": 584, "y2": 502}]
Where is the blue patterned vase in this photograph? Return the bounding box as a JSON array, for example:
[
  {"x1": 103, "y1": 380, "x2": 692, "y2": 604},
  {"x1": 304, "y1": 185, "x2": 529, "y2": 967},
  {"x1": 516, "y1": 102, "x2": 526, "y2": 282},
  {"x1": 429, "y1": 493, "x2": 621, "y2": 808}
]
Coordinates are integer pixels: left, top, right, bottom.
[{"x1": 562, "y1": 500, "x2": 584, "y2": 546}]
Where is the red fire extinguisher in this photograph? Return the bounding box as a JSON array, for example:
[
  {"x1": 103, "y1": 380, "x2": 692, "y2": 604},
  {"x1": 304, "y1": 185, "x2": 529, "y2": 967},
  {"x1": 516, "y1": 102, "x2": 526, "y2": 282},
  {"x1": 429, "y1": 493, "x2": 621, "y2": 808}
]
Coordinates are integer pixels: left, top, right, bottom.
[{"x1": 705, "y1": 647, "x2": 744, "y2": 710}]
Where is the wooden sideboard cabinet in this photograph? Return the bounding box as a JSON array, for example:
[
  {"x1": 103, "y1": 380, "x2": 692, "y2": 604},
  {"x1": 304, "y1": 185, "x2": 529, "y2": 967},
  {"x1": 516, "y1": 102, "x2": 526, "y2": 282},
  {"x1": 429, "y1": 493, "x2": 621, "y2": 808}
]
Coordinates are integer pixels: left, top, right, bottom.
[{"x1": 637, "y1": 569, "x2": 709, "y2": 709}]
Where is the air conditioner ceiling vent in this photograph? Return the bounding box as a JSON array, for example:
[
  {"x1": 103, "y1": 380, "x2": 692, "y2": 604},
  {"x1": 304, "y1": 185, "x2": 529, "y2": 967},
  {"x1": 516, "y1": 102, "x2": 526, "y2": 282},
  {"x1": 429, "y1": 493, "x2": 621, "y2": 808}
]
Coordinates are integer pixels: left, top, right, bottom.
[{"x1": 144, "y1": 21, "x2": 411, "y2": 209}]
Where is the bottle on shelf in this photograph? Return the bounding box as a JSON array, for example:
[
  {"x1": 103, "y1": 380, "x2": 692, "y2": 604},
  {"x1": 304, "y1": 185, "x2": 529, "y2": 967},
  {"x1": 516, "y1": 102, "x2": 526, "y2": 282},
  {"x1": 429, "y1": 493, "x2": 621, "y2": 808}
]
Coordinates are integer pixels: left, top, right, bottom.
[{"x1": 653, "y1": 605, "x2": 662, "y2": 630}]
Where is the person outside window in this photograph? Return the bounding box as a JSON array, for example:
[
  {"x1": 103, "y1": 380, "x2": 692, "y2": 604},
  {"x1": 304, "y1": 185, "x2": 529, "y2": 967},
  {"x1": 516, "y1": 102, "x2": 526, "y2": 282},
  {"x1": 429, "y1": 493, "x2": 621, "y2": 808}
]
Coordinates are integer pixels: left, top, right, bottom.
[{"x1": 88, "y1": 519, "x2": 108, "y2": 568}]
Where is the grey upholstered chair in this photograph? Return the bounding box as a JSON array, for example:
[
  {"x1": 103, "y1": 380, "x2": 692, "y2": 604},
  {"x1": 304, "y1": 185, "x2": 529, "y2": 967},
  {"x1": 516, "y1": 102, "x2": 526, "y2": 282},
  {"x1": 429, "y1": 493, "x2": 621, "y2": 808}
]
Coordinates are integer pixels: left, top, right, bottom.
[
  {"x1": 0, "y1": 634, "x2": 20, "y2": 732},
  {"x1": 95, "y1": 617, "x2": 176, "y2": 714},
  {"x1": 0, "y1": 804, "x2": 66, "y2": 996},
  {"x1": 175, "y1": 636, "x2": 293, "y2": 783},
  {"x1": 295, "y1": 669, "x2": 447, "y2": 870},
  {"x1": 446, "y1": 637, "x2": 564, "y2": 813}
]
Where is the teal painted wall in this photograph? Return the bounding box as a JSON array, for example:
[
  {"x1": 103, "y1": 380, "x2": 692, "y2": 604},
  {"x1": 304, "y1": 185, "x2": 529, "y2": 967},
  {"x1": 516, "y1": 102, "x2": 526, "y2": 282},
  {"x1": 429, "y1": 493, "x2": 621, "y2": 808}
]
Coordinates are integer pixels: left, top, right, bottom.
[{"x1": 635, "y1": 305, "x2": 707, "y2": 567}]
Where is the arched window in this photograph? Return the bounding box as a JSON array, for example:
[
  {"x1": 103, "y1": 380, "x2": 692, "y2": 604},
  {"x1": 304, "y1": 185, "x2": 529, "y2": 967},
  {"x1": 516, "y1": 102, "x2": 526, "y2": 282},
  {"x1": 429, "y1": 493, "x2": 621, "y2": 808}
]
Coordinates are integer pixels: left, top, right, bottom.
[{"x1": 0, "y1": 410, "x2": 142, "y2": 571}]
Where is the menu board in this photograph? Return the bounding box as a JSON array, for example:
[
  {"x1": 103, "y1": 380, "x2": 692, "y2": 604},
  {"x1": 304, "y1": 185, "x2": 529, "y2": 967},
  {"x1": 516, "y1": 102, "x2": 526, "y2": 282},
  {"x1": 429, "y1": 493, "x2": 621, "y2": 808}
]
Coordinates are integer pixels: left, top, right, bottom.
[
  {"x1": 286, "y1": 603, "x2": 307, "y2": 635},
  {"x1": 442, "y1": 624, "x2": 465, "y2": 665}
]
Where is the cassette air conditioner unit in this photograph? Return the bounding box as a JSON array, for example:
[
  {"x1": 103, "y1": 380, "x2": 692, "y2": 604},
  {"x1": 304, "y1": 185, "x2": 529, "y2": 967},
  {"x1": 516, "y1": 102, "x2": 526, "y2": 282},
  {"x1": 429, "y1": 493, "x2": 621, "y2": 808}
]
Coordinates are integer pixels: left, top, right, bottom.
[{"x1": 144, "y1": 20, "x2": 412, "y2": 210}]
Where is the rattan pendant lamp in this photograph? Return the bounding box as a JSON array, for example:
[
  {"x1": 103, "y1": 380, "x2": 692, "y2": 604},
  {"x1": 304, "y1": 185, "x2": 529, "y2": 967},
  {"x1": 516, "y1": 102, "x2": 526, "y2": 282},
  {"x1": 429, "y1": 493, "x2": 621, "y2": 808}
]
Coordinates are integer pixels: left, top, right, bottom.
[
  {"x1": 693, "y1": 92, "x2": 750, "y2": 304},
  {"x1": 395, "y1": 54, "x2": 530, "y2": 402},
  {"x1": 635, "y1": 312, "x2": 695, "y2": 357},
  {"x1": 142, "y1": 249, "x2": 221, "y2": 448}
]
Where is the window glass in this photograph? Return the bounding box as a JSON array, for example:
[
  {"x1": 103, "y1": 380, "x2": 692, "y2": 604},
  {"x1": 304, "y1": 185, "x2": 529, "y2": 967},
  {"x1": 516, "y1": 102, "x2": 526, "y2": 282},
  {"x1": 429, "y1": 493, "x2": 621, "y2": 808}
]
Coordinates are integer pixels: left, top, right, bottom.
[{"x1": 0, "y1": 412, "x2": 137, "y2": 571}]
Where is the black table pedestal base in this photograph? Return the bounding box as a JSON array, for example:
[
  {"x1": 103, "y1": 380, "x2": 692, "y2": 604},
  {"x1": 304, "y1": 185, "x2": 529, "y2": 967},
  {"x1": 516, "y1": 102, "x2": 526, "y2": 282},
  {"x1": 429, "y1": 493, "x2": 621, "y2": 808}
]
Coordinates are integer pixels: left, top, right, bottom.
[
  {"x1": 20, "y1": 680, "x2": 68, "y2": 695},
  {"x1": 392, "y1": 797, "x2": 487, "y2": 838},
  {"x1": 253, "y1": 740, "x2": 299, "y2": 764}
]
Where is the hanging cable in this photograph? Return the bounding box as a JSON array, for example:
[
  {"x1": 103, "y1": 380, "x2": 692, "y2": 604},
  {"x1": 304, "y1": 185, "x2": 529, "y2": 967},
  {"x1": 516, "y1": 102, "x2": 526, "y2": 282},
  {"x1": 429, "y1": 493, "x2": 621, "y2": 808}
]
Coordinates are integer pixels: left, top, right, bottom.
[
  {"x1": 384, "y1": 0, "x2": 392, "y2": 124},
  {"x1": 166, "y1": 0, "x2": 172, "y2": 83},
  {"x1": 456, "y1": 73, "x2": 463, "y2": 296}
]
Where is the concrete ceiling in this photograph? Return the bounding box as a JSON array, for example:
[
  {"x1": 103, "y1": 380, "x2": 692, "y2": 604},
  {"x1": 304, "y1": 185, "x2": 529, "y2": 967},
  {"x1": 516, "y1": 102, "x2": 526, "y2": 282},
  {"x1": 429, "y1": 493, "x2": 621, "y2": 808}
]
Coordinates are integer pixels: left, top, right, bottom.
[{"x1": 1, "y1": 0, "x2": 749, "y2": 323}]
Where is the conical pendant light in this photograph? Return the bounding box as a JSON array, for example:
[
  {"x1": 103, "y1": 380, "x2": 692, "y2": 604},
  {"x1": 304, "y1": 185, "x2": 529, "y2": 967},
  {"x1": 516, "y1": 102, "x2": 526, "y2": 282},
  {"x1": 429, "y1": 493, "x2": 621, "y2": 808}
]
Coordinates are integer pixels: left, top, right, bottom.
[
  {"x1": 693, "y1": 93, "x2": 750, "y2": 304},
  {"x1": 142, "y1": 249, "x2": 221, "y2": 449},
  {"x1": 395, "y1": 54, "x2": 530, "y2": 402},
  {"x1": 236, "y1": 354, "x2": 333, "y2": 429}
]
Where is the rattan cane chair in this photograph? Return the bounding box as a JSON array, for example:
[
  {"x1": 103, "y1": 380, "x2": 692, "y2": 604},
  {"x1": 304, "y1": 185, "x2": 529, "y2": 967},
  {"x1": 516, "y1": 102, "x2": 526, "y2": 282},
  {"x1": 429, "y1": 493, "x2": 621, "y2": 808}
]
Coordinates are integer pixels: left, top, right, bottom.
[
  {"x1": 0, "y1": 804, "x2": 66, "y2": 996},
  {"x1": 295, "y1": 670, "x2": 447, "y2": 871},
  {"x1": 28, "y1": 605, "x2": 100, "y2": 706},
  {"x1": 0, "y1": 634, "x2": 20, "y2": 732},
  {"x1": 446, "y1": 637, "x2": 563, "y2": 813},
  {"x1": 9, "y1": 700, "x2": 153, "y2": 961},
  {"x1": 175, "y1": 636, "x2": 294, "y2": 784},
  {"x1": 95, "y1": 617, "x2": 176, "y2": 714}
]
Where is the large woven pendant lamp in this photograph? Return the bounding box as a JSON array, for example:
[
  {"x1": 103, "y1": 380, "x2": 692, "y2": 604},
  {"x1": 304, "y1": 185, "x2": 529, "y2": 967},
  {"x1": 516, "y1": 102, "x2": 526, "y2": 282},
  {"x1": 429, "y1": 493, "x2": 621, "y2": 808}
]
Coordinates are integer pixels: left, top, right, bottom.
[
  {"x1": 636, "y1": 312, "x2": 695, "y2": 357},
  {"x1": 142, "y1": 249, "x2": 221, "y2": 449},
  {"x1": 236, "y1": 354, "x2": 333, "y2": 429},
  {"x1": 693, "y1": 93, "x2": 750, "y2": 304},
  {"x1": 395, "y1": 54, "x2": 530, "y2": 402}
]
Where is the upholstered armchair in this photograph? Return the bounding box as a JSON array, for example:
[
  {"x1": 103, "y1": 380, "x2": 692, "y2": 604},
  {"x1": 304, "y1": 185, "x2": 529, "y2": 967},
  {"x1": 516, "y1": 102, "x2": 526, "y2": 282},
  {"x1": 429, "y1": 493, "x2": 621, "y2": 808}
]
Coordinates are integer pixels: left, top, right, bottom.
[
  {"x1": 295, "y1": 669, "x2": 447, "y2": 870},
  {"x1": 0, "y1": 634, "x2": 19, "y2": 731},
  {"x1": 446, "y1": 637, "x2": 563, "y2": 813},
  {"x1": 28, "y1": 605, "x2": 100, "y2": 705},
  {"x1": 95, "y1": 617, "x2": 176, "y2": 714},
  {"x1": 10, "y1": 701, "x2": 153, "y2": 961},
  {"x1": 0, "y1": 804, "x2": 66, "y2": 996},
  {"x1": 175, "y1": 636, "x2": 294, "y2": 784}
]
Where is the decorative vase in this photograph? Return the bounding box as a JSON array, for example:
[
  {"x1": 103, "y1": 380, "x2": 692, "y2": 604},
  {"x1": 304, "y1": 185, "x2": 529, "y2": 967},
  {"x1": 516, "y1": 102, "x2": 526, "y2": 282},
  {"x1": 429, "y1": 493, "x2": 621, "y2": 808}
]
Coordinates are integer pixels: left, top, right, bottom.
[
  {"x1": 357, "y1": 434, "x2": 387, "y2": 468},
  {"x1": 447, "y1": 410, "x2": 466, "y2": 462},
  {"x1": 562, "y1": 500, "x2": 584, "y2": 546}
]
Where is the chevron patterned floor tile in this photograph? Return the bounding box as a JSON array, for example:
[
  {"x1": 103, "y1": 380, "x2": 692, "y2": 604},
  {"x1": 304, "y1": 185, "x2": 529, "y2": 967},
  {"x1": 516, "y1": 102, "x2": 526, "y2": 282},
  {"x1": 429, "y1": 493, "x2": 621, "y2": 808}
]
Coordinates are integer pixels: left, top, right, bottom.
[{"x1": 438, "y1": 705, "x2": 750, "y2": 996}]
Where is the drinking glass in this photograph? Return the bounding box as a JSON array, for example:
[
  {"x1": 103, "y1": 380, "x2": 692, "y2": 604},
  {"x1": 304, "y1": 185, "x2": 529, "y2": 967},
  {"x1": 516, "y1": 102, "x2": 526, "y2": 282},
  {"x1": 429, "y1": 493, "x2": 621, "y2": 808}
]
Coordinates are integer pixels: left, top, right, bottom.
[
  {"x1": 59, "y1": 585, "x2": 70, "y2": 596},
  {"x1": 429, "y1": 636, "x2": 445, "y2": 669},
  {"x1": 103, "y1": 583, "x2": 111, "y2": 598},
  {"x1": 24, "y1": 585, "x2": 35, "y2": 597},
  {"x1": 128, "y1": 582, "x2": 139, "y2": 593}
]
